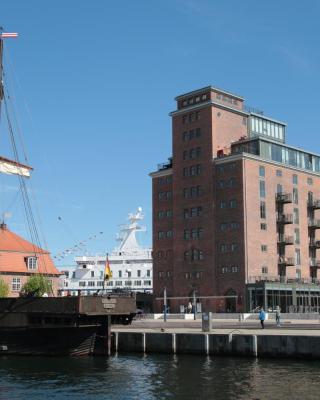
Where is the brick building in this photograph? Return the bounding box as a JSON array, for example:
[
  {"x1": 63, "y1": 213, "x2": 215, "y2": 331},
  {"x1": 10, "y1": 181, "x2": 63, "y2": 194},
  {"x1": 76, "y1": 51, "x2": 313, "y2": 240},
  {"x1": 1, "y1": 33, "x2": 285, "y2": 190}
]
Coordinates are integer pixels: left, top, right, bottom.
[
  {"x1": 150, "y1": 86, "x2": 320, "y2": 313},
  {"x1": 0, "y1": 223, "x2": 61, "y2": 296}
]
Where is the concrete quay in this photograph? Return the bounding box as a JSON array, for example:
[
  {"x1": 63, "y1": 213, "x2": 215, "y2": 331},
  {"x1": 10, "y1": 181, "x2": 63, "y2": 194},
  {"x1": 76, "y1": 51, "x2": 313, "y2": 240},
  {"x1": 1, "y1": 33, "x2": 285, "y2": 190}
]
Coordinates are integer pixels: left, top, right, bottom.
[{"x1": 112, "y1": 316, "x2": 320, "y2": 359}]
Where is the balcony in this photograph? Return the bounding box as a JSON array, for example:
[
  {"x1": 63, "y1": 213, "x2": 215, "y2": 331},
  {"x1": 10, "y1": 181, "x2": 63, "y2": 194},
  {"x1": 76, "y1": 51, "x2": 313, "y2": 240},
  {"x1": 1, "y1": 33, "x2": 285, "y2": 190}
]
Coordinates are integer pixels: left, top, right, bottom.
[
  {"x1": 277, "y1": 214, "x2": 293, "y2": 225},
  {"x1": 309, "y1": 239, "x2": 320, "y2": 249},
  {"x1": 278, "y1": 256, "x2": 295, "y2": 266},
  {"x1": 307, "y1": 199, "x2": 320, "y2": 210},
  {"x1": 308, "y1": 219, "x2": 320, "y2": 229},
  {"x1": 276, "y1": 193, "x2": 292, "y2": 204},
  {"x1": 278, "y1": 235, "x2": 294, "y2": 245},
  {"x1": 310, "y1": 258, "x2": 320, "y2": 268},
  {"x1": 157, "y1": 157, "x2": 173, "y2": 171}
]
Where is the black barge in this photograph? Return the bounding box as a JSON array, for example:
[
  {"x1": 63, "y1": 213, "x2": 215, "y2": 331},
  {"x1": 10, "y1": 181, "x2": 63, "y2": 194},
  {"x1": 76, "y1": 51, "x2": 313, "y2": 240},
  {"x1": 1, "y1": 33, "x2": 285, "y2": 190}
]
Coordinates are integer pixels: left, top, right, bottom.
[{"x1": 0, "y1": 294, "x2": 136, "y2": 356}]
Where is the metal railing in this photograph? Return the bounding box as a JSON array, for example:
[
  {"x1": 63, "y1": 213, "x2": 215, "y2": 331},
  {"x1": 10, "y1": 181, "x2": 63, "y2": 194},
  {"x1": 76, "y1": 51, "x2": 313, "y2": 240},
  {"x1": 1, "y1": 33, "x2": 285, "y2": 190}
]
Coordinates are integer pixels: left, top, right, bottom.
[
  {"x1": 277, "y1": 214, "x2": 293, "y2": 224},
  {"x1": 276, "y1": 193, "x2": 292, "y2": 203},
  {"x1": 307, "y1": 199, "x2": 320, "y2": 209},
  {"x1": 278, "y1": 235, "x2": 294, "y2": 245},
  {"x1": 248, "y1": 276, "x2": 320, "y2": 285},
  {"x1": 309, "y1": 239, "x2": 320, "y2": 248},
  {"x1": 308, "y1": 219, "x2": 320, "y2": 228},
  {"x1": 310, "y1": 258, "x2": 320, "y2": 268},
  {"x1": 278, "y1": 256, "x2": 295, "y2": 266}
]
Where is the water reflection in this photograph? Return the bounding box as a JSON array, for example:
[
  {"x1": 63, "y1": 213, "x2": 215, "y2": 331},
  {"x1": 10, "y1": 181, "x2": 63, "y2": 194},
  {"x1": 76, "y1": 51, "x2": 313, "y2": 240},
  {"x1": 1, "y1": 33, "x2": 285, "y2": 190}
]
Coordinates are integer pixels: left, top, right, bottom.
[{"x1": 0, "y1": 355, "x2": 319, "y2": 400}]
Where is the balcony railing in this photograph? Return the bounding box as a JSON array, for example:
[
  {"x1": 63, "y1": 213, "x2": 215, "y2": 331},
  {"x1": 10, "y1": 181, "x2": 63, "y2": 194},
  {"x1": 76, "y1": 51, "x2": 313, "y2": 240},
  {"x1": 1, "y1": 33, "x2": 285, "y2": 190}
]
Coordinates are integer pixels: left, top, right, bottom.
[
  {"x1": 278, "y1": 235, "x2": 294, "y2": 245},
  {"x1": 157, "y1": 157, "x2": 173, "y2": 171},
  {"x1": 307, "y1": 199, "x2": 320, "y2": 210},
  {"x1": 309, "y1": 239, "x2": 320, "y2": 249},
  {"x1": 308, "y1": 219, "x2": 320, "y2": 229},
  {"x1": 276, "y1": 193, "x2": 292, "y2": 204},
  {"x1": 277, "y1": 214, "x2": 293, "y2": 224},
  {"x1": 310, "y1": 258, "x2": 320, "y2": 268},
  {"x1": 247, "y1": 275, "x2": 320, "y2": 285},
  {"x1": 278, "y1": 256, "x2": 295, "y2": 266}
]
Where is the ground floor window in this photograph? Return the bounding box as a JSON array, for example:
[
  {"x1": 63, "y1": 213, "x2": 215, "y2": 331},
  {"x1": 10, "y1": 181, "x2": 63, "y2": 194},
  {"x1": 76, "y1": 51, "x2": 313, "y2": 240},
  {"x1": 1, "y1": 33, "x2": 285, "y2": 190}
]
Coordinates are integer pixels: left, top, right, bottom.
[{"x1": 12, "y1": 277, "x2": 21, "y2": 291}]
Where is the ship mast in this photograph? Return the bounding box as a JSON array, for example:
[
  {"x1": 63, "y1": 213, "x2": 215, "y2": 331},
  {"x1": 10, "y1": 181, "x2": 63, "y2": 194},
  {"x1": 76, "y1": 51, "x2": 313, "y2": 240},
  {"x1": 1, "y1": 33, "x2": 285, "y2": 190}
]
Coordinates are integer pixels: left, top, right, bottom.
[{"x1": 0, "y1": 30, "x2": 32, "y2": 177}]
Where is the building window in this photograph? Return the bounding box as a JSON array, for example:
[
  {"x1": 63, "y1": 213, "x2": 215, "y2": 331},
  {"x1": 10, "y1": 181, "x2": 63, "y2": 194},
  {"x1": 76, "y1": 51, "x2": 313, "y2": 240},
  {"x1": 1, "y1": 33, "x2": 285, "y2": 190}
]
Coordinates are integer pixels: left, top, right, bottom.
[
  {"x1": 260, "y1": 181, "x2": 266, "y2": 198},
  {"x1": 115, "y1": 281, "x2": 123, "y2": 286},
  {"x1": 220, "y1": 223, "x2": 228, "y2": 231},
  {"x1": 158, "y1": 271, "x2": 164, "y2": 279},
  {"x1": 147, "y1": 270, "x2": 151, "y2": 277},
  {"x1": 260, "y1": 223, "x2": 267, "y2": 230},
  {"x1": 166, "y1": 271, "x2": 172, "y2": 278},
  {"x1": 307, "y1": 177, "x2": 313, "y2": 185},
  {"x1": 293, "y1": 208, "x2": 299, "y2": 224},
  {"x1": 184, "y1": 251, "x2": 189, "y2": 261},
  {"x1": 292, "y1": 174, "x2": 298, "y2": 185},
  {"x1": 191, "y1": 249, "x2": 204, "y2": 261},
  {"x1": 228, "y1": 178, "x2": 236, "y2": 188},
  {"x1": 144, "y1": 280, "x2": 151, "y2": 286},
  {"x1": 277, "y1": 184, "x2": 282, "y2": 194},
  {"x1": 88, "y1": 281, "x2": 95, "y2": 287},
  {"x1": 166, "y1": 230, "x2": 173, "y2": 238},
  {"x1": 230, "y1": 222, "x2": 239, "y2": 230},
  {"x1": 137, "y1": 270, "x2": 141, "y2": 277},
  {"x1": 260, "y1": 201, "x2": 266, "y2": 219},
  {"x1": 262, "y1": 266, "x2": 268, "y2": 274},
  {"x1": 295, "y1": 249, "x2": 301, "y2": 266},
  {"x1": 220, "y1": 244, "x2": 228, "y2": 253},
  {"x1": 119, "y1": 271, "x2": 122, "y2": 278},
  {"x1": 220, "y1": 200, "x2": 226, "y2": 209},
  {"x1": 158, "y1": 231, "x2": 165, "y2": 239},
  {"x1": 79, "y1": 281, "x2": 86, "y2": 287},
  {"x1": 218, "y1": 180, "x2": 224, "y2": 188},
  {"x1": 91, "y1": 271, "x2": 94, "y2": 277},
  {"x1": 231, "y1": 243, "x2": 238, "y2": 252},
  {"x1": 276, "y1": 170, "x2": 282, "y2": 177},
  {"x1": 294, "y1": 228, "x2": 300, "y2": 244},
  {"x1": 184, "y1": 229, "x2": 190, "y2": 240},
  {"x1": 293, "y1": 188, "x2": 299, "y2": 204},
  {"x1": 26, "y1": 257, "x2": 38, "y2": 270},
  {"x1": 229, "y1": 199, "x2": 237, "y2": 208},
  {"x1": 261, "y1": 245, "x2": 268, "y2": 252},
  {"x1": 259, "y1": 166, "x2": 265, "y2": 177},
  {"x1": 12, "y1": 277, "x2": 21, "y2": 291}
]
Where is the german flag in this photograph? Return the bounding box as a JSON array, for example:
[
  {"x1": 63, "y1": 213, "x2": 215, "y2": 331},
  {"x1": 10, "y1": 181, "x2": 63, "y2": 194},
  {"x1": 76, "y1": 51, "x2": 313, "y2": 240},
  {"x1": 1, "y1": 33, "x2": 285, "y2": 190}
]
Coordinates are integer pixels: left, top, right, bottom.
[{"x1": 104, "y1": 255, "x2": 112, "y2": 281}]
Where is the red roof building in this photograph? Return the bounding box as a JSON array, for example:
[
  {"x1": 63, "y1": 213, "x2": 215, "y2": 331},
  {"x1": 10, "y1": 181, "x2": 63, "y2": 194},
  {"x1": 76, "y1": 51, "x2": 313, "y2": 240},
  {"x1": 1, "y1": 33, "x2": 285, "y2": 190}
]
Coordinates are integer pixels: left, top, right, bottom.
[{"x1": 0, "y1": 223, "x2": 61, "y2": 297}]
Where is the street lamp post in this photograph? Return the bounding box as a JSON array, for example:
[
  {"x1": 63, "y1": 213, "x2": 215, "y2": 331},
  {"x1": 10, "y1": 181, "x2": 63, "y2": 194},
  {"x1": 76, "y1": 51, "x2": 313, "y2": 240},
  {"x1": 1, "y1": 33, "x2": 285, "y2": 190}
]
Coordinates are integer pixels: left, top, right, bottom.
[
  {"x1": 193, "y1": 290, "x2": 196, "y2": 320},
  {"x1": 164, "y1": 287, "x2": 167, "y2": 323}
]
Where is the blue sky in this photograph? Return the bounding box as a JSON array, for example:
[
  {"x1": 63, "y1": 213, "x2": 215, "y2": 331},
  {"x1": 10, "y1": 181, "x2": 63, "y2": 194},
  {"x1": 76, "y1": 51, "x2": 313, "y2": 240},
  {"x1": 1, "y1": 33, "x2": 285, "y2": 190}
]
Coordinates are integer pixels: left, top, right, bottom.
[{"x1": 0, "y1": 0, "x2": 319, "y2": 266}]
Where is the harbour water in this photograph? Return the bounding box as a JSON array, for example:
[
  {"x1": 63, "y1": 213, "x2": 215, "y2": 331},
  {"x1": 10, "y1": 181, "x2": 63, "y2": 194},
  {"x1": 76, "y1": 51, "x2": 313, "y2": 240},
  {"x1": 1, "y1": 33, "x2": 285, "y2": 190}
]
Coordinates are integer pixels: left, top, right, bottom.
[{"x1": 0, "y1": 354, "x2": 319, "y2": 400}]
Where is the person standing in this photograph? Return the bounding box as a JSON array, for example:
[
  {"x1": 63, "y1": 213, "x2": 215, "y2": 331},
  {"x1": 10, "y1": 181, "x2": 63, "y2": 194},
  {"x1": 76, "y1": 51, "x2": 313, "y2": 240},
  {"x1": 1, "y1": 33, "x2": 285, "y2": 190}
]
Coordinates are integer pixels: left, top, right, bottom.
[
  {"x1": 259, "y1": 307, "x2": 266, "y2": 329},
  {"x1": 275, "y1": 306, "x2": 281, "y2": 327}
]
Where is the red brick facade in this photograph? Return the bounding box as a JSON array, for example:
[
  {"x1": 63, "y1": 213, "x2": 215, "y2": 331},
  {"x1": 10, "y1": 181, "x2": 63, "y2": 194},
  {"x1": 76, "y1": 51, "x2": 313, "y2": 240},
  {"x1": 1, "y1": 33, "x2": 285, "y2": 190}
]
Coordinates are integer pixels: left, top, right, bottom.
[{"x1": 151, "y1": 86, "x2": 320, "y2": 313}]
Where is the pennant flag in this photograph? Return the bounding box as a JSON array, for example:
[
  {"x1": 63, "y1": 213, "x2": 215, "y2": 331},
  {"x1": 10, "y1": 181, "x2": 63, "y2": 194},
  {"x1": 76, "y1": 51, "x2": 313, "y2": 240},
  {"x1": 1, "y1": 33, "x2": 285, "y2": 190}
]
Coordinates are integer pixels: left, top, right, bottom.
[
  {"x1": 104, "y1": 255, "x2": 112, "y2": 281},
  {"x1": 0, "y1": 33, "x2": 18, "y2": 38},
  {"x1": 0, "y1": 156, "x2": 32, "y2": 177}
]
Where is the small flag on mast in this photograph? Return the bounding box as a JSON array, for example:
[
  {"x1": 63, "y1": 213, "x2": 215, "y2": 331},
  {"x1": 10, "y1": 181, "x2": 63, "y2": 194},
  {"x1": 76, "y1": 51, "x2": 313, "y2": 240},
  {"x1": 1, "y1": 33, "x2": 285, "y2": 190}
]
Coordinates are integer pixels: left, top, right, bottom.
[
  {"x1": 104, "y1": 255, "x2": 112, "y2": 281},
  {"x1": 0, "y1": 33, "x2": 18, "y2": 38}
]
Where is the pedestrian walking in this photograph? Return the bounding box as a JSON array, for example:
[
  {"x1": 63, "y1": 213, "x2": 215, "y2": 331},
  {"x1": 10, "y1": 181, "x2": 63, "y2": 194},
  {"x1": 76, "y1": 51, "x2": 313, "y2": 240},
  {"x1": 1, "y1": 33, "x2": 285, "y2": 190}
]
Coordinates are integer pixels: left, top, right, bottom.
[
  {"x1": 275, "y1": 306, "x2": 281, "y2": 327},
  {"x1": 259, "y1": 307, "x2": 266, "y2": 329}
]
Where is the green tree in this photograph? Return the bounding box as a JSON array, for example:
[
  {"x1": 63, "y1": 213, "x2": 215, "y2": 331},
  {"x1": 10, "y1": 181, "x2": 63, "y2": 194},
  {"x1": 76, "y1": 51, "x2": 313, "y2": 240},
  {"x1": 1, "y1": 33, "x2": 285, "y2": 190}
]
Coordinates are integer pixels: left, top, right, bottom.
[
  {"x1": 0, "y1": 278, "x2": 9, "y2": 297},
  {"x1": 21, "y1": 275, "x2": 52, "y2": 297}
]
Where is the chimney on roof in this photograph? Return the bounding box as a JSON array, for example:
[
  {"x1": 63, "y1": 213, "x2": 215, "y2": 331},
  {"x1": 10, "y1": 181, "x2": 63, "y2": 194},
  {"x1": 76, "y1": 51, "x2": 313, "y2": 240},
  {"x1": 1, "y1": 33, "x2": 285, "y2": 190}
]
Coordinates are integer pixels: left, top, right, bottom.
[{"x1": 0, "y1": 222, "x2": 7, "y2": 230}]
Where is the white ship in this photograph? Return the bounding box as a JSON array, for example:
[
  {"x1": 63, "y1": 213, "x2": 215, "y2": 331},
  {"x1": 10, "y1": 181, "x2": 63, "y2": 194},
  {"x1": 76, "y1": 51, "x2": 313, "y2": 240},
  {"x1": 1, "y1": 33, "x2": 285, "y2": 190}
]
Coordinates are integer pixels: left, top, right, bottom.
[{"x1": 61, "y1": 208, "x2": 153, "y2": 295}]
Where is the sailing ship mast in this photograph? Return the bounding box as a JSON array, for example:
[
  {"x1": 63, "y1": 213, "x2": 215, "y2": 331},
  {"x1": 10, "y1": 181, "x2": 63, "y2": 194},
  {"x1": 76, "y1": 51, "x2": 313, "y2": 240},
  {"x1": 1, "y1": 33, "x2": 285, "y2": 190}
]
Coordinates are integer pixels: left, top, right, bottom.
[{"x1": 0, "y1": 30, "x2": 32, "y2": 178}]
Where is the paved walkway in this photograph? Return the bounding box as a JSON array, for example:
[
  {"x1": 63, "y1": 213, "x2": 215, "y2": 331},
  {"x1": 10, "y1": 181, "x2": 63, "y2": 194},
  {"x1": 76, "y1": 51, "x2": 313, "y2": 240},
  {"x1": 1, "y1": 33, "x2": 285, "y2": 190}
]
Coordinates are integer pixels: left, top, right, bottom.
[{"x1": 113, "y1": 318, "x2": 320, "y2": 336}]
